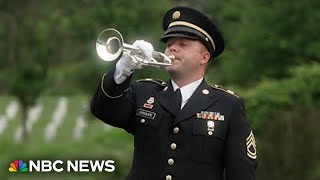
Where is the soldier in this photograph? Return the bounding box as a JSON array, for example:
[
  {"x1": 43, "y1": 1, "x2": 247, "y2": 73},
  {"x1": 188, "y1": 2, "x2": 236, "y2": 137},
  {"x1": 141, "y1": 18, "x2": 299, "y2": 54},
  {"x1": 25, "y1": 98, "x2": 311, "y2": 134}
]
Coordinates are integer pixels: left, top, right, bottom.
[{"x1": 91, "y1": 6, "x2": 258, "y2": 180}]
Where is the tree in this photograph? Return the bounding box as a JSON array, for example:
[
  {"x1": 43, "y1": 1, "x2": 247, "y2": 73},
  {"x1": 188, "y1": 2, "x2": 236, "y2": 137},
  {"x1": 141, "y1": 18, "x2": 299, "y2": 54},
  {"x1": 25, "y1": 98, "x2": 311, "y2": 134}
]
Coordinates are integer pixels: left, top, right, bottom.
[
  {"x1": 0, "y1": 0, "x2": 81, "y2": 139},
  {"x1": 242, "y1": 63, "x2": 320, "y2": 180},
  {"x1": 203, "y1": 0, "x2": 320, "y2": 86}
]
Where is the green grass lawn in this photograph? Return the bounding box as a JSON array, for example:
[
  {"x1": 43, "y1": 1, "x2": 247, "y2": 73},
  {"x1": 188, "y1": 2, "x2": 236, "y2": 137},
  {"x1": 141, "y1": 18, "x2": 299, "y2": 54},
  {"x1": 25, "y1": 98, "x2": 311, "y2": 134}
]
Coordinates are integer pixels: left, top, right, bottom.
[{"x1": 0, "y1": 95, "x2": 134, "y2": 180}]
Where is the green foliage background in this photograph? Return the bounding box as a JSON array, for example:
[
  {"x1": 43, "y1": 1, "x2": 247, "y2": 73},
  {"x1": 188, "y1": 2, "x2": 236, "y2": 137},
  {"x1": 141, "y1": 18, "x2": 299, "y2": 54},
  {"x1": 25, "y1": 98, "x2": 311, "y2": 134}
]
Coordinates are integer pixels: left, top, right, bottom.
[{"x1": 0, "y1": 0, "x2": 319, "y2": 179}]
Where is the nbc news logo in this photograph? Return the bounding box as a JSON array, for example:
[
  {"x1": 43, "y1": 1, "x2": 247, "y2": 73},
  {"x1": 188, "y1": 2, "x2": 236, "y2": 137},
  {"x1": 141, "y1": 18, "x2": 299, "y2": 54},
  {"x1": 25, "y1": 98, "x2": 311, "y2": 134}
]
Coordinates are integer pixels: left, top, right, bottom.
[
  {"x1": 9, "y1": 160, "x2": 28, "y2": 172},
  {"x1": 8, "y1": 159, "x2": 115, "y2": 173}
]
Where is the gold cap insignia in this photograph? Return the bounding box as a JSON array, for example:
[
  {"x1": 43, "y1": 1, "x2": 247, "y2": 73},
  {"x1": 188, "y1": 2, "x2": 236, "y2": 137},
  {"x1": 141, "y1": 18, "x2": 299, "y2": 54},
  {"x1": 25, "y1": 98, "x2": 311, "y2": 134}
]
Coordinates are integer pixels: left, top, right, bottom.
[
  {"x1": 246, "y1": 130, "x2": 257, "y2": 159},
  {"x1": 172, "y1": 11, "x2": 181, "y2": 20}
]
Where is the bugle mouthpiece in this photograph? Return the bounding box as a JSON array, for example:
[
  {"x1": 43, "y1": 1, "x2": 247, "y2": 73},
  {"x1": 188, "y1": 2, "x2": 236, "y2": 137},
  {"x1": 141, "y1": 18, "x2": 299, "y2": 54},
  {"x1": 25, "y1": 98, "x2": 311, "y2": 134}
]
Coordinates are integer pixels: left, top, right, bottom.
[{"x1": 168, "y1": 55, "x2": 175, "y2": 60}]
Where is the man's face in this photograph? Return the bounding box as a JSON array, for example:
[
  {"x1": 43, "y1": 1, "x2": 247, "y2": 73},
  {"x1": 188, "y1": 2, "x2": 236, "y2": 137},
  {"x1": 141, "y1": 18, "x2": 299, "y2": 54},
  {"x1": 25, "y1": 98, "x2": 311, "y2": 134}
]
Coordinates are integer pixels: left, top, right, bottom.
[{"x1": 164, "y1": 37, "x2": 210, "y2": 77}]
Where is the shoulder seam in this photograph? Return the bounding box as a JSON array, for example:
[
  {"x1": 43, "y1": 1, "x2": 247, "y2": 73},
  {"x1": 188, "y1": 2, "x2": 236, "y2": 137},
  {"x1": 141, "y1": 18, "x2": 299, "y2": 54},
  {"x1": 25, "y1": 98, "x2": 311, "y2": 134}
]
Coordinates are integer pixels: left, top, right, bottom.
[{"x1": 211, "y1": 84, "x2": 240, "y2": 98}]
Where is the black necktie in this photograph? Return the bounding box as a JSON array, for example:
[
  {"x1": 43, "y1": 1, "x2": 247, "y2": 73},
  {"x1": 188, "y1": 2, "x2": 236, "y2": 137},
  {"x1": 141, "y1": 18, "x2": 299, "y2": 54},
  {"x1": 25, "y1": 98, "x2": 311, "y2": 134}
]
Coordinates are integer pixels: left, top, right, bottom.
[{"x1": 174, "y1": 88, "x2": 182, "y2": 113}]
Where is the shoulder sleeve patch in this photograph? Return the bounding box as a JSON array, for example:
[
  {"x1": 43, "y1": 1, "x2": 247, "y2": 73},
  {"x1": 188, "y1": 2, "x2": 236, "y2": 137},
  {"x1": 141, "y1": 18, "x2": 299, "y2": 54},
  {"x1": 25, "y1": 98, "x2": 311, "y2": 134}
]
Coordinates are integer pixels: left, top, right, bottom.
[
  {"x1": 136, "y1": 78, "x2": 167, "y2": 87},
  {"x1": 246, "y1": 130, "x2": 257, "y2": 159},
  {"x1": 211, "y1": 84, "x2": 240, "y2": 98}
]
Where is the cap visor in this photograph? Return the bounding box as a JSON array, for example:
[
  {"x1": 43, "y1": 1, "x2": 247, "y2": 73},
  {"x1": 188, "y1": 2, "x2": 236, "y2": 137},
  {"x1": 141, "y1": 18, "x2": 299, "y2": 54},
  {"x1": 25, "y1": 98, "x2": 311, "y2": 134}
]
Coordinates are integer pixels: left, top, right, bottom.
[{"x1": 161, "y1": 33, "x2": 199, "y2": 42}]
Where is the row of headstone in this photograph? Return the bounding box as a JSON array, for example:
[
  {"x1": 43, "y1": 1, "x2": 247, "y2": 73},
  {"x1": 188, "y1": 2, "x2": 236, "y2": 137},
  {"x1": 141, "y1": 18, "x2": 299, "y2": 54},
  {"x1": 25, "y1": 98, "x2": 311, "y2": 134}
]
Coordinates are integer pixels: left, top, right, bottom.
[{"x1": 0, "y1": 97, "x2": 111, "y2": 142}]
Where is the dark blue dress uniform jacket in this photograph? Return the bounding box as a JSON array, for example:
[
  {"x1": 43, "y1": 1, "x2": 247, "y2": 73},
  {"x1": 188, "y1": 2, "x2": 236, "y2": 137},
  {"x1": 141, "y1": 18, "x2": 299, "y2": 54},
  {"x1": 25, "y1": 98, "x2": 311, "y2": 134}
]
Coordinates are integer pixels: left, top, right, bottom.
[{"x1": 91, "y1": 67, "x2": 258, "y2": 180}]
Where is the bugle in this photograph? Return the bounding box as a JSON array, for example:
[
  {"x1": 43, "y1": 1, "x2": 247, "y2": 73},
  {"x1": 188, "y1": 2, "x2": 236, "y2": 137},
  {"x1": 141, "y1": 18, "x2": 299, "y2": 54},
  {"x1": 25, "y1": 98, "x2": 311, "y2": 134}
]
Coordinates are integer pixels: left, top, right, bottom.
[{"x1": 96, "y1": 28, "x2": 173, "y2": 68}]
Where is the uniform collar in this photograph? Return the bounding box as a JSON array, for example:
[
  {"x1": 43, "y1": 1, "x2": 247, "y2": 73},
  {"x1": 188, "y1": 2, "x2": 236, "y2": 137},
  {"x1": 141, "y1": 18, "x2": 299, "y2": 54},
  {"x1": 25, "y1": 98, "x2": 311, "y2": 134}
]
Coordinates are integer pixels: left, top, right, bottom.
[{"x1": 171, "y1": 77, "x2": 203, "y2": 106}]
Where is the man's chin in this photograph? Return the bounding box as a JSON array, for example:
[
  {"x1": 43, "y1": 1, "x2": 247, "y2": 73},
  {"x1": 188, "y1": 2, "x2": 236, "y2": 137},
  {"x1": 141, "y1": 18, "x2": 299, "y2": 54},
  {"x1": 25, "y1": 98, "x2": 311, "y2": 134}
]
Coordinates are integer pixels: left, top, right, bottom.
[
  {"x1": 166, "y1": 65, "x2": 181, "y2": 77},
  {"x1": 165, "y1": 65, "x2": 175, "y2": 73}
]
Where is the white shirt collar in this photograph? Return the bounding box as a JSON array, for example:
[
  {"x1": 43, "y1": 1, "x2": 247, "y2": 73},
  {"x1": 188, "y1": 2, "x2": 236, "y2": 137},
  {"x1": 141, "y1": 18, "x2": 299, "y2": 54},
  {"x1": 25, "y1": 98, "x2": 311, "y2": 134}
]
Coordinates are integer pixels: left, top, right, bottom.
[{"x1": 171, "y1": 77, "x2": 203, "y2": 108}]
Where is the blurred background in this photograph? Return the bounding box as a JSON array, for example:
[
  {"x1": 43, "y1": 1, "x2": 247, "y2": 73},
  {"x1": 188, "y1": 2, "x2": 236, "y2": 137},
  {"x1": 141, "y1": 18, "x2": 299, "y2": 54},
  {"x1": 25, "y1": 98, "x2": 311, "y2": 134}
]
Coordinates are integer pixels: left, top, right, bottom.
[{"x1": 0, "y1": 0, "x2": 319, "y2": 179}]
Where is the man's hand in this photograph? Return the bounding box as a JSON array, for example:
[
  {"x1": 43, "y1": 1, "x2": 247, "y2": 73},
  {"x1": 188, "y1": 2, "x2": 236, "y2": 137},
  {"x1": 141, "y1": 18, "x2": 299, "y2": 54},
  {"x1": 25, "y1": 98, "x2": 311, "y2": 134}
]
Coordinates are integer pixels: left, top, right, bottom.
[
  {"x1": 132, "y1": 40, "x2": 154, "y2": 63},
  {"x1": 114, "y1": 40, "x2": 154, "y2": 84},
  {"x1": 117, "y1": 40, "x2": 154, "y2": 71},
  {"x1": 117, "y1": 52, "x2": 141, "y2": 71}
]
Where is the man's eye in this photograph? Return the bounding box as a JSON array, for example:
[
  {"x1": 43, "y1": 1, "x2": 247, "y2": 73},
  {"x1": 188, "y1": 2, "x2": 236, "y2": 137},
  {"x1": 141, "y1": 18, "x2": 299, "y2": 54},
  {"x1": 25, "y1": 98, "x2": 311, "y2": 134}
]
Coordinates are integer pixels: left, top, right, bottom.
[
  {"x1": 180, "y1": 42, "x2": 187, "y2": 46},
  {"x1": 166, "y1": 42, "x2": 172, "y2": 47}
]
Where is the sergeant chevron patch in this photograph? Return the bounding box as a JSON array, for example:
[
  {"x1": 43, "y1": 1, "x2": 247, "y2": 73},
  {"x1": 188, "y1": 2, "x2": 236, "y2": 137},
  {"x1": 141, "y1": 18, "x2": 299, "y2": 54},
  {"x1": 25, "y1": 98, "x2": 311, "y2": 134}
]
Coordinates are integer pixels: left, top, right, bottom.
[{"x1": 246, "y1": 130, "x2": 257, "y2": 159}]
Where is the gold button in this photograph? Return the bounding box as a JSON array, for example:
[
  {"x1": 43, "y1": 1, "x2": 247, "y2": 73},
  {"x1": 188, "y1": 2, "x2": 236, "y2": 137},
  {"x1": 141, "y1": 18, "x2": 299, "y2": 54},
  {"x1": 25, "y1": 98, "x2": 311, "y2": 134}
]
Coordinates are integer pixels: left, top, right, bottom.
[
  {"x1": 202, "y1": 89, "x2": 209, "y2": 95},
  {"x1": 168, "y1": 158, "x2": 174, "y2": 165},
  {"x1": 166, "y1": 175, "x2": 172, "y2": 180},
  {"x1": 140, "y1": 119, "x2": 145, "y2": 123},
  {"x1": 170, "y1": 143, "x2": 177, "y2": 150},
  {"x1": 173, "y1": 127, "x2": 179, "y2": 134}
]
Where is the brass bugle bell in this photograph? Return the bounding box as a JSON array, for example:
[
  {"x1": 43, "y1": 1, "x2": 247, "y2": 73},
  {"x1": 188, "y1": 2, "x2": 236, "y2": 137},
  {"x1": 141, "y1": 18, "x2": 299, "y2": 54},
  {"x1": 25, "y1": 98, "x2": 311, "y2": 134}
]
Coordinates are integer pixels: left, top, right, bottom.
[{"x1": 96, "y1": 28, "x2": 174, "y2": 68}]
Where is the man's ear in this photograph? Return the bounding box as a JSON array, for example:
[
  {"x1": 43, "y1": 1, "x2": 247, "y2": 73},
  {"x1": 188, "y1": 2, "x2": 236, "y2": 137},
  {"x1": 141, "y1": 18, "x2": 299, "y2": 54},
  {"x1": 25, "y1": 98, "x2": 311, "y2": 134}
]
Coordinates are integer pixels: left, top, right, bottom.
[{"x1": 200, "y1": 51, "x2": 210, "y2": 64}]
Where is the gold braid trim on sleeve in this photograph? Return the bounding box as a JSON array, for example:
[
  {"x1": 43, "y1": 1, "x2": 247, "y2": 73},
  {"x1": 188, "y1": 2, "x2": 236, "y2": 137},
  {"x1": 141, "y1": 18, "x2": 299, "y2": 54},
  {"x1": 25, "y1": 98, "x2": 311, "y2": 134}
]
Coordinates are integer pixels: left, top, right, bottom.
[{"x1": 101, "y1": 73, "x2": 129, "y2": 99}]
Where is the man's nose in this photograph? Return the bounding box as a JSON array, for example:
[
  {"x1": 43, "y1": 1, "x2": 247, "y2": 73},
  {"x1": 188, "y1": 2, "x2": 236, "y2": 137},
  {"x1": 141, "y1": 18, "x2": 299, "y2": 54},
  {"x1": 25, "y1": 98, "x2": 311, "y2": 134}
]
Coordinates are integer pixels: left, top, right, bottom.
[{"x1": 169, "y1": 43, "x2": 178, "y2": 52}]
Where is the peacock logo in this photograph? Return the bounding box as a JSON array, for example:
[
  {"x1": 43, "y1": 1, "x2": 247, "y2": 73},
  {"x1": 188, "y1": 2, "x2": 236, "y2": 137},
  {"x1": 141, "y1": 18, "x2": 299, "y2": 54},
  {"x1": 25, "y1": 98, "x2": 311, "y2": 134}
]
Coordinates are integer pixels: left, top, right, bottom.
[{"x1": 9, "y1": 160, "x2": 28, "y2": 172}]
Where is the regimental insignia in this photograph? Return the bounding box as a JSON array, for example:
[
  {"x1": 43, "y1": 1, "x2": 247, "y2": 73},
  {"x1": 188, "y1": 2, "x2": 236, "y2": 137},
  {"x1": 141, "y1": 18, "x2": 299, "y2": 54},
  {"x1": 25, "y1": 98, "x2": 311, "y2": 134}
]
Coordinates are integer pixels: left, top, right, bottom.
[
  {"x1": 143, "y1": 97, "x2": 154, "y2": 109},
  {"x1": 196, "y1": 111, "x2": 224, "y2": 121},
  {"x1": 146, "y1": 97, "x2": 154, "y2": 104},
  {"x1": 172, "y1": 10, "x2": 181, "y2": 20},
  {"x1": 246, "y1": 130, "x2": 257, "y2": 159},
  {"x1": 207, "y1": 120, "x2": 215, "y2": 135}
]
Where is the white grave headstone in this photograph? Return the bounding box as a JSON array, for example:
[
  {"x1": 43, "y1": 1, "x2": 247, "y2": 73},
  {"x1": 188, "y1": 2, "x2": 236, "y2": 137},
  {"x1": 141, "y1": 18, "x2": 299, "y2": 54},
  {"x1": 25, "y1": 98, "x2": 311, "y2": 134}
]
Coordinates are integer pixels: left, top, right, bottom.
[
  {"x1": 0, "y1": 101, "x2": 19, "y2": 135},
  {"x1": 0, "y1": 116, "x2": 7, "y2": 135},
  {"x1": 14, "y1": 100, "x2": 43, "y2": 141},
  {"x1": 44, "y1": 97, "x2": 68, "y2": 142},
  {"x1": 73, "y1": 101, "x2": 88, "y2": 141},
  {"x1": 73, "y1": 115, "x2": 86, "y2": 141},
  {"x1": 6, "y1": 100, "x2": 19, "y2": 119}
]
